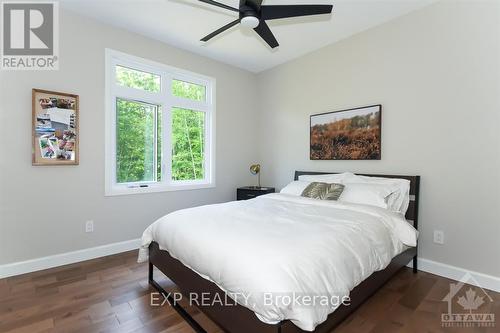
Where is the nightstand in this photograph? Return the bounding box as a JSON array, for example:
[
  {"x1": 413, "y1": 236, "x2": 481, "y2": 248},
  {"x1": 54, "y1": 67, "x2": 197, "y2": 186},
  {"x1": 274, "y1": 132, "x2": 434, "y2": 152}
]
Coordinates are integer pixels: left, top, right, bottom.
[{"x1": 237, "y1": 186, "x2": 275, "y2": 201}]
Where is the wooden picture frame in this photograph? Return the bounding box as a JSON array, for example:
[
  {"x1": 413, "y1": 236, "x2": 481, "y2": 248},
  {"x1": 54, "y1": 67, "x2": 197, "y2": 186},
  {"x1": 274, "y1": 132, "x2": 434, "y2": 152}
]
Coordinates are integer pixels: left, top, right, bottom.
[
  {"x1": 310, "y1": 104, "x2": 382, "y2": 160},
  {"x1": 32, "y1": 89, "x2": 79, "y2": 166}
]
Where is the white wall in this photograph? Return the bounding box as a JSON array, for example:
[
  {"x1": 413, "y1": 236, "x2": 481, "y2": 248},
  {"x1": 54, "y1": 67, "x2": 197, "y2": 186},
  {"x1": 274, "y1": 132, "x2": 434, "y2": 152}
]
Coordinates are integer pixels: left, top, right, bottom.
[
  {"x1": 1, "y1": 1, "x2": 499, "y2": 281},
  {"x1": 0, "y1": 10, "x2": 258, "y2": 264},
  {"x1": 256, "y1": 1, "x2": 500, "y2": 277}
]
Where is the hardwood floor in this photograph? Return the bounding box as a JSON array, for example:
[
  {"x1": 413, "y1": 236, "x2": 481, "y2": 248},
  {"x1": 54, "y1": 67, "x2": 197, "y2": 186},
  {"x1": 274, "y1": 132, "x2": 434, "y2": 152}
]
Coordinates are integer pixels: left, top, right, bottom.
[{"x1": 0, "y1": 251, "x2": 498, "y2": 333}]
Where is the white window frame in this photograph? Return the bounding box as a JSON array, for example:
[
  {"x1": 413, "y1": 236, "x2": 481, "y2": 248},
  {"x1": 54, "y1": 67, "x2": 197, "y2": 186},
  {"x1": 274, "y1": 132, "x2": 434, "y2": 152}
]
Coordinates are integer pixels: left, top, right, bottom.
[{"x1": 105, "y1": 49, "x2": 216, "y2": 196}]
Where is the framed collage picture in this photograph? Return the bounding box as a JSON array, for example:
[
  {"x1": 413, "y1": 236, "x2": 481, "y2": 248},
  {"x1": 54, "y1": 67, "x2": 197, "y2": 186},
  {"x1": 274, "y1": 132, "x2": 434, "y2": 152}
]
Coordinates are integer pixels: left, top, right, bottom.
[{"x1": 32, "y1": 89, "x2": 79, "y2": 166}]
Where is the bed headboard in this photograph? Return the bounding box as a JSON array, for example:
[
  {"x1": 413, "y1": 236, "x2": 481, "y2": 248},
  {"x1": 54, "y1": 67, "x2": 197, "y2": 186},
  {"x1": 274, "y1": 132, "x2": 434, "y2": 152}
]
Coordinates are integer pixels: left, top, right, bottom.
[{"x1": 294, "y1": 171, "x2": 420, "y2": 229}]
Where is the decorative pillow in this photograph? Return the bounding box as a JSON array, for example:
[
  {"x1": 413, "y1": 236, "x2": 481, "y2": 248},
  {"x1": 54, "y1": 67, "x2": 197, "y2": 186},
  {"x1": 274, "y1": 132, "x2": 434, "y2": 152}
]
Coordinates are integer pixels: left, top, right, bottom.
[{"x1": 301, "y1": 182, "x2": 345, "y2": 200}]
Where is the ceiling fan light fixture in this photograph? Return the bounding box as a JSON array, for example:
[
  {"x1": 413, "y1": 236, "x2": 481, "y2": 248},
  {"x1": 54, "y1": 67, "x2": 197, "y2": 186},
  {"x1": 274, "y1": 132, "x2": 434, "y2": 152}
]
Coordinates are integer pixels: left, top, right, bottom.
[
  {"x1": 241, "y1": 15, "x2": 260, "y2": 29},
  {"x1": 198, "y1": 1, "x2": 333, "y2": 49}
]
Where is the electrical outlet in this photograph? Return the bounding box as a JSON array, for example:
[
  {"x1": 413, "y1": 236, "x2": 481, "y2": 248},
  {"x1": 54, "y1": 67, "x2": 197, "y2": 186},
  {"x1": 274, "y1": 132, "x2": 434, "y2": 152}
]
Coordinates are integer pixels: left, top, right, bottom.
[
  {"x1": 85, "y1": 220, "x2": 94, "y2": 233},
  {"x1": 433, "y1": 230, "x2": 444, "y2": 245}
]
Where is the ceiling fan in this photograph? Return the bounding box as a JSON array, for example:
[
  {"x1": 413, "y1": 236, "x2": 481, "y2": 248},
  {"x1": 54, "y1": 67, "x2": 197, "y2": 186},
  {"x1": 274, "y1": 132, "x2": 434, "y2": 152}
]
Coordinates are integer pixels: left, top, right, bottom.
[{"x1": 198, "y1": 0, "x2": 333, "y2": 48}]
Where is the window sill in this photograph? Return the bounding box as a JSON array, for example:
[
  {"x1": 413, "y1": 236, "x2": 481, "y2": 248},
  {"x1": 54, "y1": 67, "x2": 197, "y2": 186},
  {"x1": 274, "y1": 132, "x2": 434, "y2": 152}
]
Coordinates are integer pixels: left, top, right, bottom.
[{"x1": 105, "y1": 182, "x2": 216, "y2": 197}]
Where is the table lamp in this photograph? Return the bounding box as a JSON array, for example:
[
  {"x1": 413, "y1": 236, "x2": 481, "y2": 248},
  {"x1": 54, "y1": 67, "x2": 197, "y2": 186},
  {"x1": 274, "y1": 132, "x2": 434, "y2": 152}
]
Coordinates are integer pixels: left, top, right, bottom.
[{"x1": 249, "y1": 164, "x2": 261, "y2": 188}]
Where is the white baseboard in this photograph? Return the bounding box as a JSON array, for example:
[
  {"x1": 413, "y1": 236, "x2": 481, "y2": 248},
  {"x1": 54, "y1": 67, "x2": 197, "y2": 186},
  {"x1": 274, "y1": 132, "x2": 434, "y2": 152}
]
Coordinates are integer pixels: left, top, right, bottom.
[
  {"x1": 408, "y1": 258, "x2": 500, "y2": 293},
  {"x1": 0, "y1": 238, "x2": 141, "y2": 279}
]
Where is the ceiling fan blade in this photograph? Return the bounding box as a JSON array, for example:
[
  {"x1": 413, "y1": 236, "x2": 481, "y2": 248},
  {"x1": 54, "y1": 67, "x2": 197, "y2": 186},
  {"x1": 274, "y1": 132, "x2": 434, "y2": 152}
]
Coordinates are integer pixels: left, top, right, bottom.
[
  {"x1": 261, "y1": 5, "x2": 333, "y2": 20},
  {"x1": 254, "y1": 21, "x2": 279, "y2": 49},
  {"x1": 242, "y1": 0, "x2": 263, "y2": 9},
  {"x1": 201, "y1": 19, "x2": 241, "y2": 42},
  {"x1": 198, "y1": 0, "x2": 239, "y2": 13}
]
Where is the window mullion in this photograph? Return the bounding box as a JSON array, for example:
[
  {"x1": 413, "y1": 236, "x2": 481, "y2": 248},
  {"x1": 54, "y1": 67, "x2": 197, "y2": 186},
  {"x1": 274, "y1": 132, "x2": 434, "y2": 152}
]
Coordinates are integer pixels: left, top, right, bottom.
[
  {"x1": 171, "y1": 97, "x2": 209, "y2": 112},
  {"x1": 153, "y1": 106, "x2": 158, "y2": 183},
  {"x1": 162, "y1": 72, "x2": 173, "y2": 186},
  {"x1": 113, "y1": 85, "x2": 163, "y2": 105}
]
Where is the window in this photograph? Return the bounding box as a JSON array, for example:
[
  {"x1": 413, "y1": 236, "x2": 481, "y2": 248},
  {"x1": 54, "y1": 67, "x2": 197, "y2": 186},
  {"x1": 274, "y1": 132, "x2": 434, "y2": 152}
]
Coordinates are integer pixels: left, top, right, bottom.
[{"x1": 105, "y1": 49, "x2": 215, "y2": 195}]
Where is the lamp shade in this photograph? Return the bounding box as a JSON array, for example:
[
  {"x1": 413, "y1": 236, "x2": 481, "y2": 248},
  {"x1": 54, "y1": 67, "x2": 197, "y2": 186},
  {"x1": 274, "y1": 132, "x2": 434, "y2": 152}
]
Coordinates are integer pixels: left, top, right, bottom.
[{"x1": 249, "y1": 164, "x2": 261, "y2": 175}]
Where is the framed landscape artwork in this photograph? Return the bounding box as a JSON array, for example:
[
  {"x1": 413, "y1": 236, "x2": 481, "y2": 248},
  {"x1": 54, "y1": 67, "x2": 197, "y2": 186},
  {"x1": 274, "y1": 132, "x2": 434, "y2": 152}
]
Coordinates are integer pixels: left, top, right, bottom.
[
  {"x1": 32, "y1": 89, "x2": 79, "y2": 165},
  {"x1": 310, "y1": 105, "x2": 381, "y2": 160}
]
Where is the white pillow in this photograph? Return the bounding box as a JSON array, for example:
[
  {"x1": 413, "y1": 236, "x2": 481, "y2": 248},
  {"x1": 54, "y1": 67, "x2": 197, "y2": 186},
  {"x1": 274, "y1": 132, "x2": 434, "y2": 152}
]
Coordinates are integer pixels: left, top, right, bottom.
[
  {"x1": 338, "y1": 183, "x2": 397, "y2": 209},
  {"x1": 298, "y1": 172, "x2": 354, "y2": 183},
  {"x1": 342, "y1": 174, "x2": 410, "y2": 214},
  {"x1": 280, "y1": 181, "x2": 311, "y2": 196},
  {"x1": 294, "y1": 172, "x2": 410, "y2": 213}
]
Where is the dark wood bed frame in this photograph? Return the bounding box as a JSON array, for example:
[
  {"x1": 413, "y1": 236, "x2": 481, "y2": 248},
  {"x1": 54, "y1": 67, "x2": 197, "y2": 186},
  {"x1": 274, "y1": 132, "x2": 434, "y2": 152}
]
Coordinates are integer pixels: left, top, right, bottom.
[{"x1": 149, "y1": 171, "x2": 420, "y2": 333}]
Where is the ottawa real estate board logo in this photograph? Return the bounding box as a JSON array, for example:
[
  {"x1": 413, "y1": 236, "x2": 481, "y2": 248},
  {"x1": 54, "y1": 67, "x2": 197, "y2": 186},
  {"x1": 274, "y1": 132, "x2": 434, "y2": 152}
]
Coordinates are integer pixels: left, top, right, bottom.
[
  {"x1": 1, "y1": 1, "x2": 59, "y2": 70},
  {"x1": 441, "y1": 272, "x2": 495, "y2": 328}
]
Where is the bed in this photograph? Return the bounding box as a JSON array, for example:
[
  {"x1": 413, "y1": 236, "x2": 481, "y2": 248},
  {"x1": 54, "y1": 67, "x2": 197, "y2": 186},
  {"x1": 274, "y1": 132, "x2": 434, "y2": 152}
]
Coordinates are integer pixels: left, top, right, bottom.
[{"x1": 140, "y1": 171, "x2": 420, "y2": 333}]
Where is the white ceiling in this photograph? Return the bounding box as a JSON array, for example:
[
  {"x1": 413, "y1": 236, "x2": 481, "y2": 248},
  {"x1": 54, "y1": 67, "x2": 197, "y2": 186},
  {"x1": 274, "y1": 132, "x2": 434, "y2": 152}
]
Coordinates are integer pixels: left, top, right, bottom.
[{"x1": 60, "y1": 0, "x2": 435, "y2": 73}]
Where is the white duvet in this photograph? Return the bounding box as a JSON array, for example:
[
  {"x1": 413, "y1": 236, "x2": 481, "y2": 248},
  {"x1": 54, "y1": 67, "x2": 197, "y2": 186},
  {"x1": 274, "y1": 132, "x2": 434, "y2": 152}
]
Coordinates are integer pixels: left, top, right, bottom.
[{"x1": 138, "y1": 193, "x2": 417, "y2": 331}]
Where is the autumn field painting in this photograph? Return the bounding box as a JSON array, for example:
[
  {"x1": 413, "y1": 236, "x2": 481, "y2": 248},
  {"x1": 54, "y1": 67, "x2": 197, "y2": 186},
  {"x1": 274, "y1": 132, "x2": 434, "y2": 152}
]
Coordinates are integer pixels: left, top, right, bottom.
[{"x1": 310, "y1": 105, "x2": 381, "y2": 160}]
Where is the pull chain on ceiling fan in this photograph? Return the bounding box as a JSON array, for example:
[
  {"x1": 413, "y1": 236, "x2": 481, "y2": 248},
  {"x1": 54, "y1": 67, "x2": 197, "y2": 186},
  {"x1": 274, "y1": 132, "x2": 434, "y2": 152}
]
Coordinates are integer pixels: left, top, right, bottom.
[{"x1": 198, "y1": 0, "x2": 333, "y2": 49}]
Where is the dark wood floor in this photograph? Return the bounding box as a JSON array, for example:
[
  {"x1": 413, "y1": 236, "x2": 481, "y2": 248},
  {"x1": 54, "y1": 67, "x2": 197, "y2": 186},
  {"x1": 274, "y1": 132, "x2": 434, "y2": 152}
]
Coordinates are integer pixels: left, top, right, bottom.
[{"x1": 0, "y1": 251, "x2": 498, "y2": 333}]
